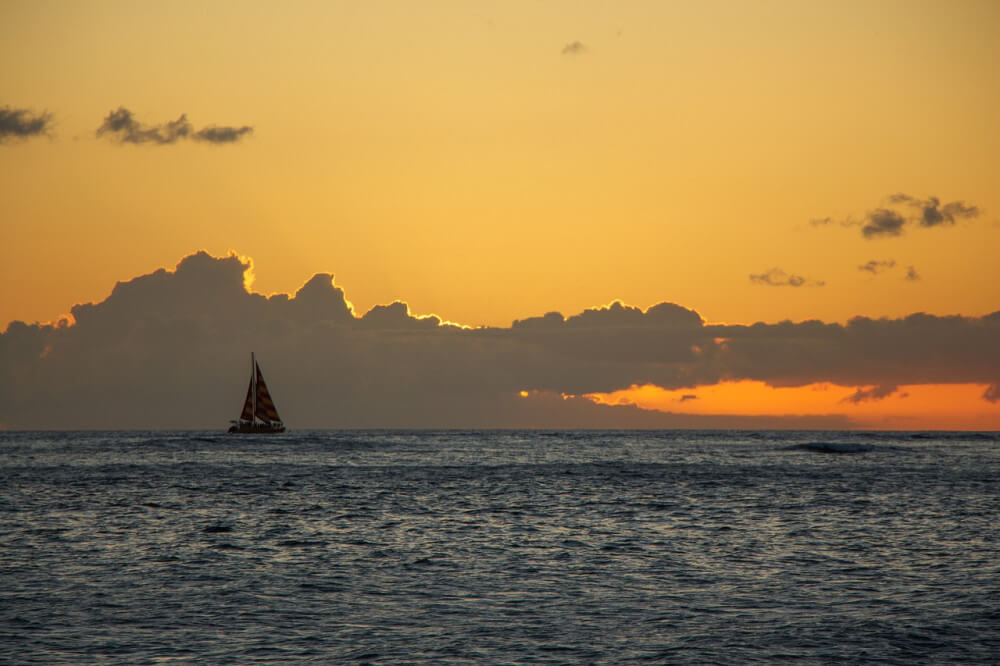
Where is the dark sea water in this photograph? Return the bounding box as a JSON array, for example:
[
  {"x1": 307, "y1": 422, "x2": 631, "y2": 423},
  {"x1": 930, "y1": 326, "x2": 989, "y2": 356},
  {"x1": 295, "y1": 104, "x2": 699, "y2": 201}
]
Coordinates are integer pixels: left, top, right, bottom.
[{"x1": 2, "y1": 430, "x2": 998, "y2": 664}]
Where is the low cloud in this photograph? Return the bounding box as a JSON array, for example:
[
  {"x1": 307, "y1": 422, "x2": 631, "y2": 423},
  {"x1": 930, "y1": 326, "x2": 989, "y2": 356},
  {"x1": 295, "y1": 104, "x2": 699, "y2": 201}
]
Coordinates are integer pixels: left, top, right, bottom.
[
  {"x1": 97, "y1": 107, "x2": 253, "y2": 145},
  {"x1": 0, "y1": 106, "x2": 53, "y2": 142},
  {"x1": 905, "y1": 266, "x2": 921, "y2": 281},
  {"x1": 817, "y1": 193, "x2": 982, "y2": 239},
  {"x1": 678, "y1": 394, "x2": 698, "y2": 402},
  {"x1": 561, "y1": 41, "x2": 588, "y2": 55},
  {"x1": 750, "y1": 268, "x2": 825, "y2": 287},
  {"x1": 858, "y1": 260, "x2": 896, "y2": 275},
  {"x1": 841, "y1": 384, "x2": 899, "y2": 404},
  {"x1": 2, "y1": 252, "x2": 997, "y2": 429}
]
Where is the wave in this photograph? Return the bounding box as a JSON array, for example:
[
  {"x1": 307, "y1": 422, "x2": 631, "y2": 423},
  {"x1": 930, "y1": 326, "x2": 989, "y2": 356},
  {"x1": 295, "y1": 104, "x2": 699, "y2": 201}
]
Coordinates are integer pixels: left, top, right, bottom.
[{"x1": 787, "y1": 441, "x2": 876, "y2": 454}]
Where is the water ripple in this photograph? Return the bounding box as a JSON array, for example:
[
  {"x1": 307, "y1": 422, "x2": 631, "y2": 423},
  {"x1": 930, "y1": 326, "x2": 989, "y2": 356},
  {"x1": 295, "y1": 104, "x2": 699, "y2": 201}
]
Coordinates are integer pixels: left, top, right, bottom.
[{"x1": 1, "y1": 430, "x2": 998, "y2": 663}]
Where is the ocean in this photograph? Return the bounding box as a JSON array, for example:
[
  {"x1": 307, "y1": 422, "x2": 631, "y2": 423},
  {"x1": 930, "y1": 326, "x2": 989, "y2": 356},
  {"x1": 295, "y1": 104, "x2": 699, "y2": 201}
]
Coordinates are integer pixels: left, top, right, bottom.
[{"x1": 1, "y1": 430, "x2": 998, "y2": 664}]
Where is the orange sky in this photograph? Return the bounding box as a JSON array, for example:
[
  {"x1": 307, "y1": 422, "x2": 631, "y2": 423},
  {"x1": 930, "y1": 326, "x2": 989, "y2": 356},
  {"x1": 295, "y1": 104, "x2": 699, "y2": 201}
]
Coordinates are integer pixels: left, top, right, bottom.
[
  {"x1": 2, "y1": 1, "x2": 998, "y2": 429},
  {"x1": 585, "y1": 382, "x2": 1000, "y2": 431}
]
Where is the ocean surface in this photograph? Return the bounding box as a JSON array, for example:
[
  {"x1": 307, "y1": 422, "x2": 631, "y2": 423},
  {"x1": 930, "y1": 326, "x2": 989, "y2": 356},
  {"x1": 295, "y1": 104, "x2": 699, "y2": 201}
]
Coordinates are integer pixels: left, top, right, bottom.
[{"x1": 1, "y1": 430, "x2": 998, "y2": 664}]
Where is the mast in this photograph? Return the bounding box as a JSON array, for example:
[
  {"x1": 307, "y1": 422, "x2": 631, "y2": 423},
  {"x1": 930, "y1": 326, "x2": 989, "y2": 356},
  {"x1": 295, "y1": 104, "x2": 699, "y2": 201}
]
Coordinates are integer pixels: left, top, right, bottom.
[{"x1": 251, "y1": 352, "x2": 256, "y2": 424}]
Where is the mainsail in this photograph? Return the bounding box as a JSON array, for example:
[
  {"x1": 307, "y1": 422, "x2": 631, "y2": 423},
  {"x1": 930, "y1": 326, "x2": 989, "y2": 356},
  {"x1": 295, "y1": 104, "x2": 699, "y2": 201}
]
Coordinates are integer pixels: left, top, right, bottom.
[{"x1": 254, "y1": 364, "x2": 282, "y2": 423}]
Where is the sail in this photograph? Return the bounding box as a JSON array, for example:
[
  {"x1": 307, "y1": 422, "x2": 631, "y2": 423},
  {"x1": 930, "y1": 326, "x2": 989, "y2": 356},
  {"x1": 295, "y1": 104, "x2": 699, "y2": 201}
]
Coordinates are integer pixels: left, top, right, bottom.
[
  {"x1": 253, "y1": 363, "x2": 282, "y2": 423},
  {"x1": 239, "y1": 377, "x2": 254, "y2": 421}
]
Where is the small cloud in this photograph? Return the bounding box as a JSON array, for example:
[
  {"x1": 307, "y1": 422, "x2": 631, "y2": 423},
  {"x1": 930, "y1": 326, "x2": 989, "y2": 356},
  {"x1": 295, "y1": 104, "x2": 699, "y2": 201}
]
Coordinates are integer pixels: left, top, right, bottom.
[
  {"x1": 678, "y1": 394, "x2": 698, "y2": 402},
  {"x1": 0, "y1": 106, "x2": 53, "y2": 142},
  {"x1": 97, "y1": 107, "x2": 191, "y2": 144},
  {"x1": 561, "y1": 41, "x2": 588, "y2": 55},
  {"x1": 984, "y1": 384, "x2": 1000, "y2": 403},
  {"x1": 193, "y1": 125, "x2": 253, "y2": 144},
  {"x1": 892, "y1": 194, "x2": 979, "y2": 228},
  {"x1": 858, "y1": 259, "x2": 896, "y2": 275},
  {"x1": 886, "y1": 192, "x2": 917, "y2": 205},
  {"x1": 841, "y1": 384, "x2": 899, "y2": 404},
  {"x1": 904, "y1": 265, "x2": 920, "y2": 281},
  {"x1": 862, "y1": 208, "x2": 905, "y2": 239},
  {"x1": 750, "y1": 268, "x2": 825, "y2": 287},
  {"x1": 97, "y1": 107, "x2": 252, "y2": 146},
  {"x1": 938, "y1": 200, "x2": 979, "y2": 225}
]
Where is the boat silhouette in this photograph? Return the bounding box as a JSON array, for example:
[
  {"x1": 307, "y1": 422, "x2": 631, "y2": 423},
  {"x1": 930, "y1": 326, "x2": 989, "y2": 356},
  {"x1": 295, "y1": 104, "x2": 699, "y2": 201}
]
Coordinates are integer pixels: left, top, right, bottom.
[{"x1": 228, "y1": 353, "x2": 285, "y2": 434}]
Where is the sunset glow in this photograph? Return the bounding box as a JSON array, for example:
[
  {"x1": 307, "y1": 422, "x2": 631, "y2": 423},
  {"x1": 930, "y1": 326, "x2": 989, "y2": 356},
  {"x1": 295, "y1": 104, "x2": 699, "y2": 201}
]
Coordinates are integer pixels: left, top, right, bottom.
[
  {"x1": 2, "y1": 1, "x2": 998, "y2": 429},
  {"x1": 586, "y1": 382, "x2": 1000, "y2": 431}
]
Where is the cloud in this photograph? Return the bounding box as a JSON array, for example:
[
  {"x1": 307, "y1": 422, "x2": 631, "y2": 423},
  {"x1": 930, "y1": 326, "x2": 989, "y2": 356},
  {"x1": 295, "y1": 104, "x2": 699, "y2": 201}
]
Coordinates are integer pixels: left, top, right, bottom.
[
  {"x1": 678, "y1": 394, "x2": 698, "y2": 402},
  {"x1": 0, "y1": 106, "x2": 53, "y2": 141},
  {"x1": 2, "y1": 252, "x2": 998, "y2": 429},
  {"x1": 97, "y1": 107, "x2": 191, "y2": 144},
  {"x1": 858, "y1": 260, "x2": 896, "y2": 275},
  {"x1": 841, "y1": 384, "x2": 899, "y2": 404},
  {"x1": 749, "y1": 268, "x2": 825, "y2": 287},
  {"x1": 714, "y1": 312, "x2": 1000, "y2": 395},
  {"x1": 96, "y1": 107, "x2": 252, "y2": 145},
  {"x1": 561, "y1": 41, "x2": 588, "y2": 55},
  {"x1": 905, "y1": 266, "x2": 920, "y2": 281},
  {"x1": 862, "y1": 208, "x2": 906, "y2": 238},
  {"x1": 817, "y1": 194, "x2": 982, "y2": 239},
  {"x1": 193, "y1": 125, "x2": 254, "y2": 144},
  {"x1": 889, "y1": 193, "x2": 980, "y2": 227}
]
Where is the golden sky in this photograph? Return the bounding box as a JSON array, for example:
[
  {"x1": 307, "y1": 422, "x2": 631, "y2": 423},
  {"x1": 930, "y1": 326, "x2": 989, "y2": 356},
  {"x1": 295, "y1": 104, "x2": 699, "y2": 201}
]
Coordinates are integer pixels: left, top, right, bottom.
[{"x1": 2, "y1": 1, "x2": 998, "y2": 429}]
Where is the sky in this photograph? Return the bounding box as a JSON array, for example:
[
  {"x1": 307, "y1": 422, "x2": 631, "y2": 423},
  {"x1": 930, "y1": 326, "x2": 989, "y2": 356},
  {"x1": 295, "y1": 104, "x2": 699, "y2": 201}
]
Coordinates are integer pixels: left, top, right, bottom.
[{"x1": 1, "y1": 0, "x2": 998, "y2": 430}]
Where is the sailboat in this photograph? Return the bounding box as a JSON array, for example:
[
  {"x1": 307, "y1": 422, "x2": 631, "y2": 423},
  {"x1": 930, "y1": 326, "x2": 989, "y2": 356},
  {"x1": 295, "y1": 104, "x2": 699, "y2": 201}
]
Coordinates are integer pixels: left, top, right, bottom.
[{"x1": 228, "y1": 353, "x2": 286, "y2": 434}]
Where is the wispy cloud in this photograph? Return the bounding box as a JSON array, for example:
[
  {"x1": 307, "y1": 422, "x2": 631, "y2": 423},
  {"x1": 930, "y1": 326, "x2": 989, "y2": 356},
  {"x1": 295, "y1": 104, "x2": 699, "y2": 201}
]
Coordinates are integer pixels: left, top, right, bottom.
[
  {"x1": 749, "y1": 268, "x2": 825, "y2": 287},
  {"x1": 561, "y1": 41, "x2": 588, "y2": 55},
  {"x1": 96, "y1": 107, "x2": 253, "y2": 145},
  {"x1": 841, "y1": 384, "x2": 899, "y2": 404},
  {"x1": 192, "y1": 125, "x2": 253, "y2": 144},
  {"x1": 97, "y1": 107, "x2": 191, "y2": 144},
  {"x1": 0, "y1": 106, "x2": 53, "y2": 142},
  {"x1": 858, "y1": 259, "x2": 896, "y2": 275},
  {"x1": 904, "y1": 265, "x2": 920, "y2": 281}
]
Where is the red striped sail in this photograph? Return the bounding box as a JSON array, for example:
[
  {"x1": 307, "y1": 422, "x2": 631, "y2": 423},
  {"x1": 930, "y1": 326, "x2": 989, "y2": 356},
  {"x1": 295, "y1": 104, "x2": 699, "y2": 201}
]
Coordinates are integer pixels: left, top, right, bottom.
[
  {"x1": 254, "y1": 363, "x2": 282, "y2": 423},
  {"x1": 238, "y1": 377, "x2": 254, "y2": 421}
]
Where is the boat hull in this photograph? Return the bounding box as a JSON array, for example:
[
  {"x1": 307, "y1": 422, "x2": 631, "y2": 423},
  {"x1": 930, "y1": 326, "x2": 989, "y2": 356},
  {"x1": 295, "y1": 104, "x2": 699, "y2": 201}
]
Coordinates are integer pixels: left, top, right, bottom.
[{"x1": 227, "y1": 422, "x2": 285, "y2": 434}]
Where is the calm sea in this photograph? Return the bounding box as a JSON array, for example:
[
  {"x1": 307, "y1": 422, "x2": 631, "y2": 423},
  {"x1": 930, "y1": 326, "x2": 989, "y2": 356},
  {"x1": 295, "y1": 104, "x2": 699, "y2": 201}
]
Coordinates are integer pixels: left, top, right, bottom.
[{"x1": 2, "y1": 430, "x2": 998, "y2": 664}]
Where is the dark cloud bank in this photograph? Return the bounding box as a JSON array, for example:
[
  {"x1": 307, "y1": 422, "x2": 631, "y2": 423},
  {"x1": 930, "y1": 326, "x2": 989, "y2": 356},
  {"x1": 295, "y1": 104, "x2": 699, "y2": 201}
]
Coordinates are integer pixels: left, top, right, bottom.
[
  {"x1": 0, "y1": 106, "x2": 53, "y2": 141},
  {"x1": 2, "y1": 252, "x2": 998, "y2": 429},
  {"x1": 96, "y1": 107, "x2": 252, "y2": 145}
]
